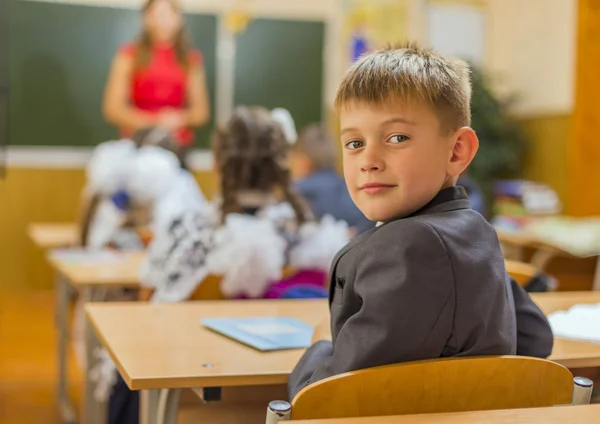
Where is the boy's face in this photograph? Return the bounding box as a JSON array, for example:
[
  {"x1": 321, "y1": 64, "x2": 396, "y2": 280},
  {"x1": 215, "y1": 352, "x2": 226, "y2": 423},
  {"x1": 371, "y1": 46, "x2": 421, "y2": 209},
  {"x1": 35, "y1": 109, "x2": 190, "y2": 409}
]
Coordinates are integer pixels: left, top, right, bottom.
[{"x1": 340, "y1": 101, "x2": 456, "y2": 222}]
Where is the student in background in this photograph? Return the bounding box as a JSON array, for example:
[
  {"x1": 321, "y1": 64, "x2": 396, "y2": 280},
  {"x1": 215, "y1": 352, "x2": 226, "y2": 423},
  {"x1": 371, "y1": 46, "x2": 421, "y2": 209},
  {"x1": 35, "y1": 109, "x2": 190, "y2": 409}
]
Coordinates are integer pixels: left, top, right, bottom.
[
  {"x1": 290, "y1": 124, "x2": 374, "y2": 235},
  {"x1": 102, "y1": 0, "x2": 210, "y2": 167},
  {"x1": 79, "y1": 127, "x2": 205, "y2": 249},
  {"x1": 139, "y1": 107, "x2": 350, "y2": 303}
]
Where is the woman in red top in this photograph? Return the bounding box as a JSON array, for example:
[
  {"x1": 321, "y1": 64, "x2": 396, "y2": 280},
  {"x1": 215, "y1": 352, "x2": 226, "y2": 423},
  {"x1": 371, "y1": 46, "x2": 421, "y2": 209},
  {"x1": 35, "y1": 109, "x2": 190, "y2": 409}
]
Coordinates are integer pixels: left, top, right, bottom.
[{"x1": 103, "y1": 0, "x2": 209, "y2": 162}]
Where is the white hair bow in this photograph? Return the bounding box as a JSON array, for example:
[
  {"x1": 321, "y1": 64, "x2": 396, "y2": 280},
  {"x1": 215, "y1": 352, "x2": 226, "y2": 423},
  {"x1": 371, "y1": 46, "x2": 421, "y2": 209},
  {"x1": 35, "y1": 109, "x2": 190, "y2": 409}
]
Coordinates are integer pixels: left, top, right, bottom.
[{"x1": 271, "y1": 108, "x2": 298, "y2": 145}]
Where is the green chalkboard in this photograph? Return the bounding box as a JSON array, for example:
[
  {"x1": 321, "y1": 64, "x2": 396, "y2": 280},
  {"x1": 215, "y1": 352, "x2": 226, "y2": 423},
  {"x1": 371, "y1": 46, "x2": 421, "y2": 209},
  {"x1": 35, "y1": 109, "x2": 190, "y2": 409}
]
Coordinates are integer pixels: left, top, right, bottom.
[
  {"x1": 234, "y1": 18, "x2": 325, "y2": 132},
  {"x1": 0, "y1": 0, "x2": 8, "y2": 87},
  {"x1": 9, "y1": 0, "x2": 217, "y2": 147},
  {"x1": 0, "y1": 0, "x2": 8, "y2": 171}
]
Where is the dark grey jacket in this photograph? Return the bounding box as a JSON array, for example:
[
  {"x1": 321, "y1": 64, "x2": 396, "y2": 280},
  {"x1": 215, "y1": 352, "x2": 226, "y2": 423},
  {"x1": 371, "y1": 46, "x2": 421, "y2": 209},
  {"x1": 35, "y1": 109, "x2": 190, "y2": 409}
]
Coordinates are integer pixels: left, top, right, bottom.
[{"x1": 288, "y1": 186, "x2": 520, "y2": 399}]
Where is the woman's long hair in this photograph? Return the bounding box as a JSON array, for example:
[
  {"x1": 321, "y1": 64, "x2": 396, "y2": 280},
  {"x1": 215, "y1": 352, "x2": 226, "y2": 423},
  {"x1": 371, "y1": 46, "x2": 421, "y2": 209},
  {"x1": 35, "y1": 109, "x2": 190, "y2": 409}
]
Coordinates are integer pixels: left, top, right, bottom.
[{"x1": 133, "y1": 0, "x2": 191, "y2": 71}]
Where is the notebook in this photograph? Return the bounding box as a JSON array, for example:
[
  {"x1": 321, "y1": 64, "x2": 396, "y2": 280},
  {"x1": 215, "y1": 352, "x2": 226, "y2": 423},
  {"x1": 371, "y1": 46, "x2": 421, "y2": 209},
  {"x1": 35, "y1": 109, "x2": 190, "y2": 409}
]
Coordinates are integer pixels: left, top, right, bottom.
[
  {"x1": 201, "y1": 317, "x2": 314, "y2": 351},
  {"x1": 547, "y1": 303, "x2": 600, "y2": 344}
]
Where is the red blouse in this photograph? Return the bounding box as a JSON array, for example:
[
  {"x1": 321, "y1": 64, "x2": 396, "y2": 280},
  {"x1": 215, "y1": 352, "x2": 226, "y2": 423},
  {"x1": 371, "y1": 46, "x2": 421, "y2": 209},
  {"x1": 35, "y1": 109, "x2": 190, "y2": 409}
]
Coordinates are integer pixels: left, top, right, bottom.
[{"x1": 120, "y1": 43, "x2": 203, "y2": 147}]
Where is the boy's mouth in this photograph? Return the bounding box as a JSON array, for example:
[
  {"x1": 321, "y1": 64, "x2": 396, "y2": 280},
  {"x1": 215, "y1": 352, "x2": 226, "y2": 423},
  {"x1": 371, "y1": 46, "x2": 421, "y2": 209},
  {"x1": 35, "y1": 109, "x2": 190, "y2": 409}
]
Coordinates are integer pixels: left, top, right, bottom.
[{"x1": 361, "y1": 182, "x2": 396, "y2": 195}]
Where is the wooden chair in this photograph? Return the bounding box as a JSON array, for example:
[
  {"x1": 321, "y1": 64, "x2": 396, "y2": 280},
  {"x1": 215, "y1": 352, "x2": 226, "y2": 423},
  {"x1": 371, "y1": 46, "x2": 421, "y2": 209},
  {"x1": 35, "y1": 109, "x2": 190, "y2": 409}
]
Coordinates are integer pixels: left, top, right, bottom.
[
  {"x1": 265, "y1": 356, "x2": 594, "y2": 422},
  {"x1": 505, "y1": 259, "x2": 539, "y2": 287}
]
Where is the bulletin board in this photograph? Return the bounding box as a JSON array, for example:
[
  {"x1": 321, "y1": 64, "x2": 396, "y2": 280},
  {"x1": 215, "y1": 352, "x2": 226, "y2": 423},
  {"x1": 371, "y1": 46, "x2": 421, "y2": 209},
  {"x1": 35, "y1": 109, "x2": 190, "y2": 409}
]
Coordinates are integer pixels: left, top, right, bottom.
[{"x1": 341, "y1": 0, "x2": 412, "y2": 65}]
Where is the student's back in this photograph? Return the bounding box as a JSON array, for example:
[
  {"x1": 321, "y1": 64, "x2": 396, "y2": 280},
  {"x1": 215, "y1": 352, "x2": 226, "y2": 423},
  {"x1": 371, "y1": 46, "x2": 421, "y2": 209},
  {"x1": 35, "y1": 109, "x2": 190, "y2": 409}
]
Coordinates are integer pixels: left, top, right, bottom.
[
  {"x1": 140, "y1": 107, "x2": 350, "y2": 303},
  {"x1": 295, "y1": 170, "x2": 373, "y2": 234},
  {"x1": 293, "y1": 187, "x2": 515, "y2": 398}
]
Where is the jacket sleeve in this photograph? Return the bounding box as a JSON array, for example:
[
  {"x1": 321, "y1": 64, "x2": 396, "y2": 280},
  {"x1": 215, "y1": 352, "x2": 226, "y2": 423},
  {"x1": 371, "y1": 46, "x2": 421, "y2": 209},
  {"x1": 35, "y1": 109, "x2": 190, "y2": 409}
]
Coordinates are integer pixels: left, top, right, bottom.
[
  {"x1": 511, "y1": 278, "x2": 554, "y2": 358},
  {"x1": 287, "y1": 221, "x2": 454, "y2": 400}
]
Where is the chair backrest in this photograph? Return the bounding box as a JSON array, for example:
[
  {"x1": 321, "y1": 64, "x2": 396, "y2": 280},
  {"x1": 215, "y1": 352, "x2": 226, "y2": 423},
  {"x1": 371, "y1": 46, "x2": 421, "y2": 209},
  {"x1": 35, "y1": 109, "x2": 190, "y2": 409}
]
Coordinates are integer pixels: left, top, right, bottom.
[
  {"x1": 290, "y1": 356, "x2": 574, "y2": 420},
  {"x1": 505, "y1": 259, "x2": 539, "y2": 286}
]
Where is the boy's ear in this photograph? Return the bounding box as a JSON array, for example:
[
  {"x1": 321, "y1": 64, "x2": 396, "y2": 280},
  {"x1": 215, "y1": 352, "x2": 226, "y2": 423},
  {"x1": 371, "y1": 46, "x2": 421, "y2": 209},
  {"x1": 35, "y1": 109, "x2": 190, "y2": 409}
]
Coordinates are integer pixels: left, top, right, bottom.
[{"x1": 447, "y1": 127, "x2": 479, "y2": 178}]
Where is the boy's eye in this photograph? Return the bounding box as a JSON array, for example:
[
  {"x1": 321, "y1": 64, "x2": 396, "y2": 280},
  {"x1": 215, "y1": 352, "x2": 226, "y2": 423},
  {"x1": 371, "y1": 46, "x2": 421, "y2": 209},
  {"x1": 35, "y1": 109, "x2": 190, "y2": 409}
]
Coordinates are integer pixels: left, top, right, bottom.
[
  {"x1": 388, "y1": 135, "x2": 409, "y2": 144},
  {"x1": 345, "y1": 140, "x2": 364, "y2": 150}
]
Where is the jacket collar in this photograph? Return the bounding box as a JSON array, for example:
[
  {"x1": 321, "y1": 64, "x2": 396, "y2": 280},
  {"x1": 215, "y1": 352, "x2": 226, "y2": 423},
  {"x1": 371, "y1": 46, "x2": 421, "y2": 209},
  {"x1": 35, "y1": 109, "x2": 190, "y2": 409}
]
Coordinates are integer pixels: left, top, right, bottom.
[{"x1": 386, "y1": 186, "x2": 471, "y2": 224}]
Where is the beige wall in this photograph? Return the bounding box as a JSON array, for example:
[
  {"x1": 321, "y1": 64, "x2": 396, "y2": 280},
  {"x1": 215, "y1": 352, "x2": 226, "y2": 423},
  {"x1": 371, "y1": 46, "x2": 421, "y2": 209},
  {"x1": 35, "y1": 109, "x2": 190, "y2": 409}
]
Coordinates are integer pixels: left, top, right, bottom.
[
  {"x1": 30, "y1": 0, "x2": 338, "y2": 18},
  {"x1": 484, "y1": 0, "x2": 577, "y2": 210},
  {"x1": 486, "y1": 0, "x2": 577, "y2": 117}
]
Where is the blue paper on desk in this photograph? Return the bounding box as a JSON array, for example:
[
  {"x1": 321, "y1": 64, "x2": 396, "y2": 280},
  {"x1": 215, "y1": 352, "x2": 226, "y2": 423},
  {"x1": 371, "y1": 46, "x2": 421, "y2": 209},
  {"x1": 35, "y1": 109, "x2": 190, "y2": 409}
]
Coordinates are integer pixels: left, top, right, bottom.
[{"x1": 201, "y1": 317, "x2": 313, "y2": 351}]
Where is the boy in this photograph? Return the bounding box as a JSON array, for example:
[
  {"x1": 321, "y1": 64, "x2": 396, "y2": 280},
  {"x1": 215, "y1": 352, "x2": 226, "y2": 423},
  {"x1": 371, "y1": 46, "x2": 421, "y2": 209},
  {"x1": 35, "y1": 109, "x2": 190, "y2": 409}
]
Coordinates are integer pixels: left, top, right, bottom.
[
  {"x1": 288, "y1": 43, "x2": 518, "y2": 399},
  {"x1": 291, "y1": 124, "x2": 374, "y2": 234}
]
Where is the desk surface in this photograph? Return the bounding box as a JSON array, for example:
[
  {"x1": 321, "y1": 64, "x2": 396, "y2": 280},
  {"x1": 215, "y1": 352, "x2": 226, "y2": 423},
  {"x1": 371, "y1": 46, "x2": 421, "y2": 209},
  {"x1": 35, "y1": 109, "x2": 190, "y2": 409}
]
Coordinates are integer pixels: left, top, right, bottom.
[
  {"x1": 48, "y1": 250, "x2": 144, "y2": 288},
  {"x1": 27, "y1": 222, "x2": 79, "y2": 249},
  {"x1": 87, "y1": 293, "x2": 600, "y2": 391},
  {"x1": 533, "y1": 291, "x2": 600, "y2": 369},
  {"x1": 290, "y1": 404, "x2": 600, "y2": 424},
  {"x1": 87, "y1": 299, "x2": 328, "y2": 390}
]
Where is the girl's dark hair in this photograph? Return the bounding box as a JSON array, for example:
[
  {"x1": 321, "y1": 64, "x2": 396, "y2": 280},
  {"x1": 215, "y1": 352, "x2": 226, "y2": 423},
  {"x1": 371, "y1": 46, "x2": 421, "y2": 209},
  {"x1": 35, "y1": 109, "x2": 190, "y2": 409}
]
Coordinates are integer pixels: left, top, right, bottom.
[
  {"x1": 134, "y1": 0, "x2": 191, "y2": 71},
  {"x1": 212, "y1": 106, "x2": 309, "y2": 225}
]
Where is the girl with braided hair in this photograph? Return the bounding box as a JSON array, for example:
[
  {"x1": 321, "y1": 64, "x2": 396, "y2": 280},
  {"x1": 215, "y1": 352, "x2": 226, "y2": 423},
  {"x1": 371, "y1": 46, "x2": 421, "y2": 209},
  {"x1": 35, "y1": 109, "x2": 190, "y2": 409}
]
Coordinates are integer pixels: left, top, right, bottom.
[{"x1": 139, "y1": 106, "x2": 350, "y2": 302}]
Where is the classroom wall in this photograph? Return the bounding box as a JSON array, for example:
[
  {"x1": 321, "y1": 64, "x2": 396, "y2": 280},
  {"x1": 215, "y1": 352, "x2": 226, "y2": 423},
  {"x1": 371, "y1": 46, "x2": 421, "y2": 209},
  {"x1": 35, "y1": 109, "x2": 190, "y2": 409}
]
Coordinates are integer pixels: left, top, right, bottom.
[
  {"x1": 487, "y1": 0, "x2": 576, "y2": 117},
  {"x1": 39, "y1": 0, "x2": 339, "y2": 18},
  {"x1": 2, "y1": 0, "x2": 585, "y2": 290},
  {"x1": 567, "y1": 0, "x2": 600, "y2": 216},
  {"x1": 485, "y1": 0, "x2": 577, "y2": 211},
  {"x1": 519, "y1": 114, "x2": 571, "y2": 210}
]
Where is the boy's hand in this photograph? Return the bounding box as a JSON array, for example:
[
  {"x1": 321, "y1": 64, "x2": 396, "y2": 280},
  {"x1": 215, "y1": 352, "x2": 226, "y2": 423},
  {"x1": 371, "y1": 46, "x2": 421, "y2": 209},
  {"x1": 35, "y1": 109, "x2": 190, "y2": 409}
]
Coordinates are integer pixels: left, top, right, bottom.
[{"x1": 311, "y1": 318, "x2": 332, "y2": 344}]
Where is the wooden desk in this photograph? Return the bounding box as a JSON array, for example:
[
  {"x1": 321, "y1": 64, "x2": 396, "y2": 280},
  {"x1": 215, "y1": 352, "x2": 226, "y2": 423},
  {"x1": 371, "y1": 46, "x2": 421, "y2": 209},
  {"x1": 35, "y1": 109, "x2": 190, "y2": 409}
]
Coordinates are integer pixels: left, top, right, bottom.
[
  {"x1": 532, "y1": 292, "x2": 600, "y2": 369},
  {"x1": 86, "y1": 299, "x2": 327, "y2": 424},
  {"x1": 290, "y1": 404, "x2": 600, "y2": 424},
  {"x1": 47, "y1": 249, "x2": 144, "y2": 288},
  {"x1": 86, "y1": 293, "x2": 600, "y2": 424},
  {"x1": 27, "y1": 222, "x2": 79, "y2": 249},
  {"x1": 86, "y1": 299, "x2": 327, "y2": 391},
  {"x1": 48, "y1": 249, "x2": 144, "y2": 424},
  {"x1": 86, "y1": 294, "x2": 600, "y2": 389},
  {"x1": 497, "y1": 229, "x2": 600, "y2": 291}
]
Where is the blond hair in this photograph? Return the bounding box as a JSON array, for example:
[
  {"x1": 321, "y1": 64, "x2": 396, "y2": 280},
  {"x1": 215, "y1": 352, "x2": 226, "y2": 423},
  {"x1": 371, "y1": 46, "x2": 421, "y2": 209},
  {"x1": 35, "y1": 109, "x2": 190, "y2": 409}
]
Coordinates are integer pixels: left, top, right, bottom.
[{"x1": 335, "y1": 42, "x2": 472, "y2": 133}]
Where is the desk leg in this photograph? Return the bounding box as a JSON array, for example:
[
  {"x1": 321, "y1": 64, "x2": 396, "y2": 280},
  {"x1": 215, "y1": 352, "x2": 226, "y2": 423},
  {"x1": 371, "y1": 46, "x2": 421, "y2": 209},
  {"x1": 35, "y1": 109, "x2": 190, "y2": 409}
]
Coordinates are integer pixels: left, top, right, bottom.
[
  {"x1": 56, "y1": 274, "x2": 78, "y2": 424},
  {"x1": 83, "y1": 288, "x2": 107, "y2": 424},
  {"x1": 157, "y1": 389, "x2": 182, "y2": 424},
  {"x1": 530, "y1": 249, "x2": 557, "y2": 271},
  {"x1": 141, "y1": 390, "x2": 161, "y2": 424},
  {"x1": 593, "y1": 256, "x2": 600, "y2": 291}
]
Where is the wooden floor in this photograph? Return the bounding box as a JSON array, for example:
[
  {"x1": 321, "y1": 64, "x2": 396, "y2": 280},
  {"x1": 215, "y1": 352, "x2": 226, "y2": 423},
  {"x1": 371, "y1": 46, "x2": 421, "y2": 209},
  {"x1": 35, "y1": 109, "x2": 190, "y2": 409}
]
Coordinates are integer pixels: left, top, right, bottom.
[
  {"x1": 0, "y1": 290, "x2": 83, "y2": 424},
  {"x1": 0, "y1": 289, "x2": 274, "y2": 424}
]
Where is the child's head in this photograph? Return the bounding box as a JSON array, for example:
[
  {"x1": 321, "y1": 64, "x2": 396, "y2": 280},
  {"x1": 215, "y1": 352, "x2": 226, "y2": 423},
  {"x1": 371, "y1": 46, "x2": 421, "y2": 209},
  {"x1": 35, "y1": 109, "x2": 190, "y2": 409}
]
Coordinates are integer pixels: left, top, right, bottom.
[
  {"x1": 290, "y1": 124, "x2": 338, "y2": 179},
  {"x1": 212, "y1": 106, "x2": 309, "y2": 224},
  {"x1": 336, "y1": 42, "x2": 479, "y2": 222}
]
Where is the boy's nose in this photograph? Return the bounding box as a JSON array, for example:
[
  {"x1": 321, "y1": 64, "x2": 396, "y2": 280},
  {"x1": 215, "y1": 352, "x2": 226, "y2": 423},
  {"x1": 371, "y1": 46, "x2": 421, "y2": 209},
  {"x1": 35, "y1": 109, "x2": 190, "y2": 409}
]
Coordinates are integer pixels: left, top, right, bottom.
[{"x1": 360, "y1": 146, "x2": 385, "y2": 172}]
